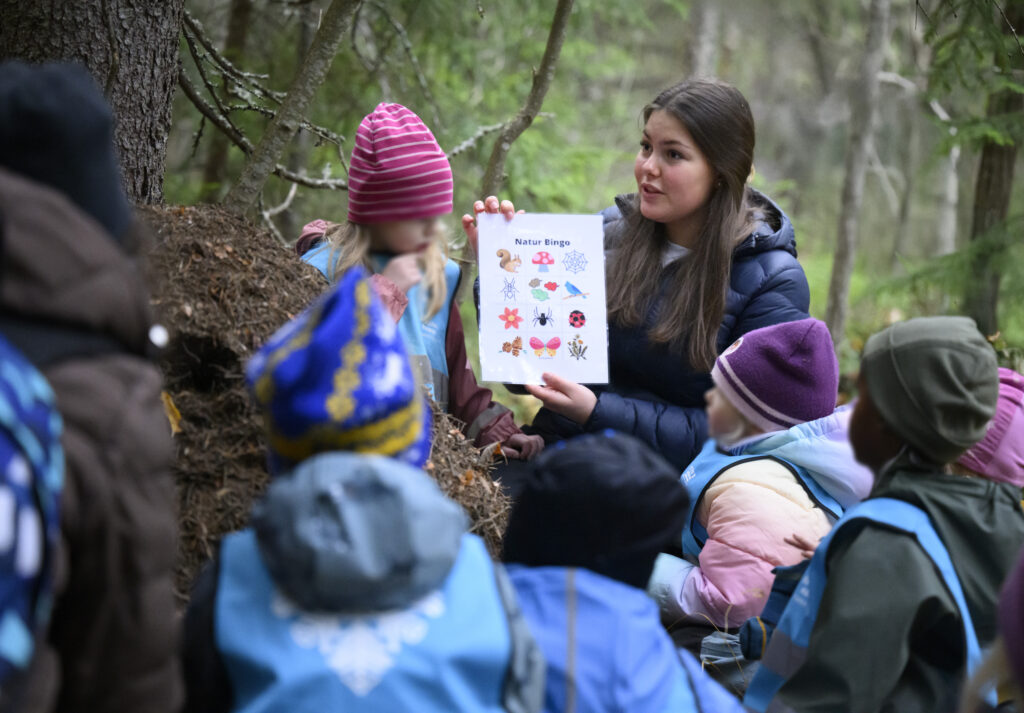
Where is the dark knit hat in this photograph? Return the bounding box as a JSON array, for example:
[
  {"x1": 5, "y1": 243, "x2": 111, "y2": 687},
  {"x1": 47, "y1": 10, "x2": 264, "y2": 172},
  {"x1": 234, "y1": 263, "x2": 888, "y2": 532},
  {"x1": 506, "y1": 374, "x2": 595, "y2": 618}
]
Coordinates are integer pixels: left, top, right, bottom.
[
  {"x1": 0, "y1": 61, "x2": 133, "y2": 242},
  {"x1": 502, "y1": 431, "x2": 690, "y2": 589},
  {"x1": 860, "y1": 316, "x2": 998, "y2": 464},
  {"x1": 711, "y1": 318, "x2": 839, "y2": 432},
  {"x1": 246, "y1": 265, "x2": 431, "y2": 474}
]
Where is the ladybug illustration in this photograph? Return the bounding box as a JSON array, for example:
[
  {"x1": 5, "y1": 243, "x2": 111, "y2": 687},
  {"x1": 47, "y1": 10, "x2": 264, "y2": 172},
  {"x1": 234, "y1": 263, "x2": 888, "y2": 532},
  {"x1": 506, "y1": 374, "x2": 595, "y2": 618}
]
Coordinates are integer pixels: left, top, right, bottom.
[{"x1": 569, "y1": 310, "x2": 586, "y2": 328}]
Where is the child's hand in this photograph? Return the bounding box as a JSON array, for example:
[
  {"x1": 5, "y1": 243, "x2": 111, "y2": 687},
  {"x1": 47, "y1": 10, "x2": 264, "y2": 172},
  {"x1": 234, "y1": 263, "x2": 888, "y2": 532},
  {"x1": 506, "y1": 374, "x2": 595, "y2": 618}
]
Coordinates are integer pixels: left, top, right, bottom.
[
  {"x1": 501, "y1": 433, "x2": 545, "y2": 460},
  {"x1": 784, "y1": 533, "x2": 821, "y2": 560},
  {"x1": 525, "y1": 372, "x2": 597, "y2": 425},
  {"x1": 461, "y1": 195, "x2": 520, "y2": 257},
  {"x1": 380, "y1": 254, "x2": 423, "y2": 295}
]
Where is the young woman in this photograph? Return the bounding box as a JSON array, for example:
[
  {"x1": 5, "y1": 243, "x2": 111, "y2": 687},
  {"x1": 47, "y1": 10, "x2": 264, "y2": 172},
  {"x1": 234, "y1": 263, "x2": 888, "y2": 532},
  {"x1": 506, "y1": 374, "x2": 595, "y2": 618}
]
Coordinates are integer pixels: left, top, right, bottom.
[{"x1": 464, "y1": 79, "x2": 811, "y2": 471}]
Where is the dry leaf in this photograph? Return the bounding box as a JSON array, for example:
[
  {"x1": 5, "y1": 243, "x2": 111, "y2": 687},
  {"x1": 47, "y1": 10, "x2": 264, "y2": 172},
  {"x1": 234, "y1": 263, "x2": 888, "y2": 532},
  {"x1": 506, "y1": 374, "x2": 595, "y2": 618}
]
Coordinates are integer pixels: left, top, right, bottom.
[{"x1": 161, "y1": 391, "x2": 183, "y2": 435}]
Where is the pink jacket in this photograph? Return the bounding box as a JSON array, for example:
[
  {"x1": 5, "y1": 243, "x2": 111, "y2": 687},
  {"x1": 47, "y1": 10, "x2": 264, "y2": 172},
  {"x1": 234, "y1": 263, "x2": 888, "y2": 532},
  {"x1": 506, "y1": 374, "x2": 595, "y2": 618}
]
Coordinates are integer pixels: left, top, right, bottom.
[{"x1": 649, "y1": 407, "x2": 874, "y2": 629}]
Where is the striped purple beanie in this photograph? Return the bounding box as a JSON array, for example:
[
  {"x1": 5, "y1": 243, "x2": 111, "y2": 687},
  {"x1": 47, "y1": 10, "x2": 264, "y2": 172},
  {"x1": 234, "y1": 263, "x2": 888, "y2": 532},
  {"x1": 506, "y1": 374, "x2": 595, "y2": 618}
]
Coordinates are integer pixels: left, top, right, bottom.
[
  {"x1": 347, "y1": 103, "x2": 453, "y2": 224},
  {"x1": 711, "y1": 318, "x2": 839, "y2": 433}
]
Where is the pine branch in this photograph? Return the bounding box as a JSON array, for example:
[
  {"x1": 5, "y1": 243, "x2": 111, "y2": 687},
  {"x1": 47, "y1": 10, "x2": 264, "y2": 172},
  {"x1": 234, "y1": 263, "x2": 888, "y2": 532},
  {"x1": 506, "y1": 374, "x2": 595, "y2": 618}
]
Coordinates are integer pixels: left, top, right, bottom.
[
  {"x1": 224, "y1": 0, "x2": 361, "y2": 213},
  {"x1": 178, "y1": 71, "x2": 348, "y2": 191}
]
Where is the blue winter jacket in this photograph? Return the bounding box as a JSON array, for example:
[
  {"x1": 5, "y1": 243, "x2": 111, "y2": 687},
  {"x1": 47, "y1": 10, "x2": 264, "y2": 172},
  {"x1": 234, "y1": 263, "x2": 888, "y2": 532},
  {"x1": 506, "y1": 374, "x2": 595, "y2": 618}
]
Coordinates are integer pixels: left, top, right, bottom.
[
  {"x1": 530, "y1": 190, "x2": 810, "y2": 471},
  {"x1": 507, "y1": 565, "x2": 747, "y2": 713}
]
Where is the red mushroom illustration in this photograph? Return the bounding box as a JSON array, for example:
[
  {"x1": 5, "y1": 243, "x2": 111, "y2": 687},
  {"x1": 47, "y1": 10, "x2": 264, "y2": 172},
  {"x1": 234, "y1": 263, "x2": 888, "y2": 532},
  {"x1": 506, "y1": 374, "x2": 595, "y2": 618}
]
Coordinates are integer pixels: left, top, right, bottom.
[{"x1": 533, "y1": 251, "x2": 555, "y2": 272}]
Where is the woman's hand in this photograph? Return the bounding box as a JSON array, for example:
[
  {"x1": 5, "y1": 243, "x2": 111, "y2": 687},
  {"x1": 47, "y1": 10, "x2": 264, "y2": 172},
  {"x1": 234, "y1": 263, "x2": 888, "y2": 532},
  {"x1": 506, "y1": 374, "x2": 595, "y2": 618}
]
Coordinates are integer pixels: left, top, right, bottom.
[
  {"x1": 380, "y1": 254, "x2": 423, "y2": 294},
  {"x1": 461, "y1": 195, "x2": 519, "y2": 257},
  {"x1": 500, "y1": 433, "x2": 545, "y2": 460},
  {"x1": 525, "y1": 372, "x2": 598, "y2": 425}
]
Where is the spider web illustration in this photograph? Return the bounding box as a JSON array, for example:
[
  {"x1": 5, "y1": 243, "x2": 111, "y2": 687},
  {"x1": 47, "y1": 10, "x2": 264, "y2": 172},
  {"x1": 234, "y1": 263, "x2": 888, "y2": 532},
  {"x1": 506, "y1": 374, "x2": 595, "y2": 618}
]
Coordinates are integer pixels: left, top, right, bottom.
[
  {"x1": 562, "y1": 250, "x2": 588, "y2": 274},
  {"x1": 499, "y1": 277, "x2": 520, "y2": 300}
]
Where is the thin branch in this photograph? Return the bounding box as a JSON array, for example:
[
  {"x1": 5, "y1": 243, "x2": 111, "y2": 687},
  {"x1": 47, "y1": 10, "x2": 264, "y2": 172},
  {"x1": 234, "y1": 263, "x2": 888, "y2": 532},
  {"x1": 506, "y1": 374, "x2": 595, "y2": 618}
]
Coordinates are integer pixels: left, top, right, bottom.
[
  {"x1": 368, "y1": 0, "x2": 444, "y2": 130},
  {"x1": 480, "y1": 0, "x2": 575, "y2": 196},
  {"x1": 223, "y1": 0, "x2": 361, "y2": 213},
  {"x1": 264, "y1": 182, "x2": 299, "y2": 218},
  {"x1": 183, "y1": 30, "x2": 246, "y2": 139},
  {"x1": 877, "y1": 70, "x2": 920, "y2": 92},
  {"x1": 257, "y1": 194, "x2": 288, "y2": 245},
  {"x1": 448, "y1": 122, "x2": 505, "y2": 157},
  {"x1": 992, "y1": 0, "x2": 1024, "y2": 60},
  {"x1": 866, "y1": 139, "x2": 902, "y2": 217},
  {"x1": 182, "y1": 10, "x2": 272, "y2": 84},
  {"x1": 178, "y1": 71, "x2": 348, "y2": 190}
]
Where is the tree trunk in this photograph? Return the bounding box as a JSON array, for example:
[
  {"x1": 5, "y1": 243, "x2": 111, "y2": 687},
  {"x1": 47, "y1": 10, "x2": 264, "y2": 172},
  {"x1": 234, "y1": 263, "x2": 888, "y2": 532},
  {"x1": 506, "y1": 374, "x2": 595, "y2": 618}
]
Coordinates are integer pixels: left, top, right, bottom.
[
  {"x1": 890, "y1": 109, "x2": 920, "y2": 273},
  {"x1": 0, "y1": 0, "x2": 185, "y2": 204},
  {"x1": 199, "y1": 0, "x2": 254, "y2": 203},
  {"x1": 223, "y1": 0, "x2": 361, "y2": 215},
  {"x1": 480, "y1": 0, "x2": 575, "y2": 197},
  {"x1": 962, "y1": 1, "x2": 1024, "y2": 335},
  {"x1": 824, "y1": 0, "x2": 891, "y2": 345},
  {"x1": 687, "y1": 0, "x2": 720, "y2": 77},
  {"x1": 278, "y1": 2, "x2": 319, "y2": 241},
  {"x1": 935, "y1": 145, "x2": 961, "y2": 257}
]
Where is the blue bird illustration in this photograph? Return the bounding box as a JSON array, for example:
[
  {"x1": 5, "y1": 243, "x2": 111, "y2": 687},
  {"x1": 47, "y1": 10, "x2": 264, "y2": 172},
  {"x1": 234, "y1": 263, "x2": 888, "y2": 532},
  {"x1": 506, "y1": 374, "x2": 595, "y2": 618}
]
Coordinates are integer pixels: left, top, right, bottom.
[{"x1": 563, "y1": 280, "x2": 590, "y2": 299}]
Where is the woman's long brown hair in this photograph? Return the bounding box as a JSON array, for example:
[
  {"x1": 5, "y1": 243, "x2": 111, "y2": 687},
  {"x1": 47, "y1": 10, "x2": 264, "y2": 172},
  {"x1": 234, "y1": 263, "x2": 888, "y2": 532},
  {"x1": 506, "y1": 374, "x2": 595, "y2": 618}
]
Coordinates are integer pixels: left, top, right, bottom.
[{"x1": 606, "y1": 79, "x2": 757, "y2": 372}]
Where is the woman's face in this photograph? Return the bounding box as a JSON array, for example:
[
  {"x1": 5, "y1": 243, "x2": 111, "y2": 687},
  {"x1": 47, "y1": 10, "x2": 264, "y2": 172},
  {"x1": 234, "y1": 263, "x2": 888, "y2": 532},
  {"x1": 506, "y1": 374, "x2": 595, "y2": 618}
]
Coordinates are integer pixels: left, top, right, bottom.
[{"x1": 634, "y1": 110, "x2": 715, "y2": 247}]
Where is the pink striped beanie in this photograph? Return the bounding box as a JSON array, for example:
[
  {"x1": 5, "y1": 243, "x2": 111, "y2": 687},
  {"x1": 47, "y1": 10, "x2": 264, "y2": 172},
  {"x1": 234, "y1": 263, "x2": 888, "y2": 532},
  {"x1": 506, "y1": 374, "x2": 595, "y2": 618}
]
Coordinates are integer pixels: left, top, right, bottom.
[{"x1": 347, "y1": 103, "x2": 453, "y2": 224}]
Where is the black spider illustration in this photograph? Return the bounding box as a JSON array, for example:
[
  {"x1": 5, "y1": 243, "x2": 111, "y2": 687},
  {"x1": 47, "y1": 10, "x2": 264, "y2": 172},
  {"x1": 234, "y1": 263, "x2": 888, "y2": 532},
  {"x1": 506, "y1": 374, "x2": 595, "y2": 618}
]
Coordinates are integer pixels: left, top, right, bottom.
[{"x1": 532, "y1": 306, "x2": 554, "y2": 327}]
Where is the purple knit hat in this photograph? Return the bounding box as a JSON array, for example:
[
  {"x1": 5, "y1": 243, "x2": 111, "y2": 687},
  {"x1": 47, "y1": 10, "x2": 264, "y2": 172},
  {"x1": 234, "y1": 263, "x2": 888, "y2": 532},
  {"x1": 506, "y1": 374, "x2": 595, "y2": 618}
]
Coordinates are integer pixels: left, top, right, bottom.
[
  {"x1": 957, "y1": 368, "x2": 1024, "y2": 487},
  {"x1": 711, "y1": 318, "x2": 839, "y2": 432},
  {"x1": 346, "y1": 103, "x2": 453, "y2": 224},
  {"x1": 999, "y1": 548, "x2": 1024, "y2": 693}
]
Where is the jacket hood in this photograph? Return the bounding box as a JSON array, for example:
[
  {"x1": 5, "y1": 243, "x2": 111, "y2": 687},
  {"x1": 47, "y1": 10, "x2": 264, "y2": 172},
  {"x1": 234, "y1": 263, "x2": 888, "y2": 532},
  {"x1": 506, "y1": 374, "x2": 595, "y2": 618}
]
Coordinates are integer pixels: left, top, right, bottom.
[
  {"x1": 609, "y1": 188, "x2": 797, "y2": 259},
  {"x1": 873, "y1": 464, "x2": 1024, "y2": 643},
  {"x1": 737, "y1": 404, "x2": 874, "y2": 508},
  {"x1": 0, "y1": 168, "x2": 152, "y2": 358},
  {"x1": 252, "y1": 451, "x2": 468, "y2": 613}
]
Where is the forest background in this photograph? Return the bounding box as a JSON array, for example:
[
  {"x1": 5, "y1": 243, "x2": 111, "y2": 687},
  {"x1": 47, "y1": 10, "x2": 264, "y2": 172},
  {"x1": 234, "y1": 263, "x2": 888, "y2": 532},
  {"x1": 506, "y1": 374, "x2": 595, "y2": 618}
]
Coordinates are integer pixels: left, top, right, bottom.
[{"x1": 7, "y1": 0, "x2": 1023, "y2": 422}]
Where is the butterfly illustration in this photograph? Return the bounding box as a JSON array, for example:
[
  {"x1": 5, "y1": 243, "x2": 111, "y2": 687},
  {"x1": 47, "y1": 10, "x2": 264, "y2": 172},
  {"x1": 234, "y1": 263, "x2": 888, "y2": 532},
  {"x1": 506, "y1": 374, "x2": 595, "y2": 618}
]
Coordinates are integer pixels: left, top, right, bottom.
[{"x1": 529, "y1": 336, "x2": 561, "y2": 357}]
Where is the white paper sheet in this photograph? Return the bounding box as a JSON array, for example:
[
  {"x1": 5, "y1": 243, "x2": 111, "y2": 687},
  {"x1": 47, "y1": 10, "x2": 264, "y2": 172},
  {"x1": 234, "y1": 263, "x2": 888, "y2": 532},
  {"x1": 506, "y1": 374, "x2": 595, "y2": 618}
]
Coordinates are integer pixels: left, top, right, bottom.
[{"x1": 477, "y1": 212, "x2": 608, "y2": 385}]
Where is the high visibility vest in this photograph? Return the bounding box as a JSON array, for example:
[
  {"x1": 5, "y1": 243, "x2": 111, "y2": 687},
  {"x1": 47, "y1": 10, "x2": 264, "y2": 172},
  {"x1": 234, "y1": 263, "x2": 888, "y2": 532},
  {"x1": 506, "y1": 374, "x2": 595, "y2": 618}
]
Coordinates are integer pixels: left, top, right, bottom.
[
  {"x1": 744, "y1": 497, "x2": 993, "y2": 711},
  {"x1": 216, "y1": 529, "x2": 539, "y2": 713}
]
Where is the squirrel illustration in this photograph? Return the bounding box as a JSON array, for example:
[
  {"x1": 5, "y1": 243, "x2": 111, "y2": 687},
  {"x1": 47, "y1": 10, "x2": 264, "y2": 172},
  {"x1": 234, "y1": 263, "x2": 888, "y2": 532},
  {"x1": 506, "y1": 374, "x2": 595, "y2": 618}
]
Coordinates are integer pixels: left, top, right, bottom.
[{"x1": 496, "y1": 249, "x2": 522, "y2": 273}]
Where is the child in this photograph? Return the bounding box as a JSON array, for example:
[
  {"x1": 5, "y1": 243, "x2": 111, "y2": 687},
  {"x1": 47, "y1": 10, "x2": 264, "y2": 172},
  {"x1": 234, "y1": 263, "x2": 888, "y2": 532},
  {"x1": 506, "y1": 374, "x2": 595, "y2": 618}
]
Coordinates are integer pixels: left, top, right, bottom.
[
  {"x1": 645, "y1": 318, "x2": 872, "y2": 685},
  {"x1": 953, "y1": 368, "x2": 1024, "y2": 713},
  {"x1": 745, "y1": 317, "x2": 1024, "y2": 713},
  {"x1": 183, "y1": 269, "x2": 544, "y2": 713},
  {"x1": 0, "y1": 61, "x2": 181, "y2": 713},
  {"x1": 298, "y1": 102, "x2": 541, "y2": 460},
  {"x1": 960, "y1": 545, "x2": 1024, "y2": 713},
  {"x1": 0, "y1": 335, "x2": 63, "y2": 709},
  {"x1": 502, "y1": 430, "x2": 748, "y2": 713}
]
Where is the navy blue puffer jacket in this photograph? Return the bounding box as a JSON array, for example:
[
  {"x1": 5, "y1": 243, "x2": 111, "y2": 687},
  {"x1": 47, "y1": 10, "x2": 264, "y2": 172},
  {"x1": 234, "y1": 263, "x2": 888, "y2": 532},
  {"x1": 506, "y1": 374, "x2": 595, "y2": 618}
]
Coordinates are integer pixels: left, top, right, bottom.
[{"x1": 529, "y1": 190, "x2": 810, "y2": 471}]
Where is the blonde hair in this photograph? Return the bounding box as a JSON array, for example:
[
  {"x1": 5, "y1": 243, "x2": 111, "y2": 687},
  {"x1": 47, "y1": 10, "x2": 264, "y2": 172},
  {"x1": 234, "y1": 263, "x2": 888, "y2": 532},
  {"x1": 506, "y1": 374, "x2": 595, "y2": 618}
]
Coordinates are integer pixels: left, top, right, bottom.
[
  {"x1": 321, "y1": 220, "x2": 449, "y2": 320},
  {"x1": 958, "y1": 637, "x2": 1021, "y2": 713}
]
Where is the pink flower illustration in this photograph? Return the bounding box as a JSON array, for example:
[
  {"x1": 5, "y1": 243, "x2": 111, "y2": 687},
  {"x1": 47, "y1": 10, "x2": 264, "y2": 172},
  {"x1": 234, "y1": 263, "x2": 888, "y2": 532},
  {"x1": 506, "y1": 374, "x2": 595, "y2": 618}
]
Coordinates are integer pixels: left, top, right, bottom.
[{"x1": 499, "y1": 307, "x2": 523, "y2": 330}]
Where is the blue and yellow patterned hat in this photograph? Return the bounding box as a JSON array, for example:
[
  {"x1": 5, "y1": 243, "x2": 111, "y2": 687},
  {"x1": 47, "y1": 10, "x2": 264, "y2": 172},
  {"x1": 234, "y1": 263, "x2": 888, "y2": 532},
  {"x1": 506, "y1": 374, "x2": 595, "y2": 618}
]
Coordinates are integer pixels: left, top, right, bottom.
[{"x1": 246, "y1": 266, "x2": 430, "y2": 474}]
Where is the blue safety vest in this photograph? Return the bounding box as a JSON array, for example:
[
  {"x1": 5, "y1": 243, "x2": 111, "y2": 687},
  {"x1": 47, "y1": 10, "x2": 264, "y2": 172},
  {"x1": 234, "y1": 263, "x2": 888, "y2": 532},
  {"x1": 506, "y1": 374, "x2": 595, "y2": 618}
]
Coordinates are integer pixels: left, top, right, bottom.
[
  {"x1": 679, "y1": 439, "x2": 843, "y2": 558},
  {"x1": 744, "y1": 497, "x2": 994, "y2": 711},
  {"x1": 216, "y1": 529, "x2": 529, "y2": 713},
  {"x1": 303, "y1": 244, "x2": 460, "y2": 410}
]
